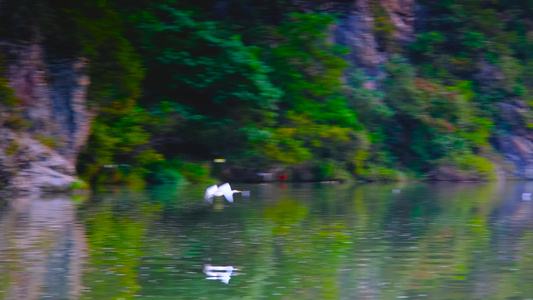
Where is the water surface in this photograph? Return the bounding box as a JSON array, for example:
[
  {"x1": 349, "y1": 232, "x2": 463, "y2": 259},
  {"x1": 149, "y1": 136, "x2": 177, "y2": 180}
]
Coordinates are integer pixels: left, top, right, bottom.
[{"x1": 2, "y1": 181, "x2": 533, "y2": 299}]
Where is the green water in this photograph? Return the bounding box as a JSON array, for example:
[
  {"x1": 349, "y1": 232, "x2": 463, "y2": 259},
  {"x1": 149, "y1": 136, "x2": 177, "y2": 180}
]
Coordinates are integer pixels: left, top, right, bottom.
[{"x1": 2, "y1": 181, "x2": 533, "y2": 299}]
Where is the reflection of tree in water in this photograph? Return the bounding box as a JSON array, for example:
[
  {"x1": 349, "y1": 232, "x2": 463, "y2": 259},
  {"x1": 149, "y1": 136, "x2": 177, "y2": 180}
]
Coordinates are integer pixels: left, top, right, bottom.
[
  {"x1": 263, "y1": 197, "x2": 354, "y2": 299},
  {"x1": 219, "y1": 183, "x2": 533, "y2": 299},
  {"x1": 333, "y1": 182, "x2": 504, "y2": 300},
  {"x1": 487, "y1": 181, "x2": 533, "y2": 299},
  {"x1": 338, "y1": 182, "x2": 533, "y2": 300},
  {"x1": 73, "y1": 183, "x2": 533, "y2": 299},
  {"x1": 79, "y1": 190, "x2": 160, "y2": 300},
  {"x1": 0, "y1": 195, "x2": 86, "y2": 300}
]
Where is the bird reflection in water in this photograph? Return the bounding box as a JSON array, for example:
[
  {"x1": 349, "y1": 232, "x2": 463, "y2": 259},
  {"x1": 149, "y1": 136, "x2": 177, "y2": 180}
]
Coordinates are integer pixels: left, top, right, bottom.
[{"x1": 203, "y1": 264, "x2": 241, "y2": 284}]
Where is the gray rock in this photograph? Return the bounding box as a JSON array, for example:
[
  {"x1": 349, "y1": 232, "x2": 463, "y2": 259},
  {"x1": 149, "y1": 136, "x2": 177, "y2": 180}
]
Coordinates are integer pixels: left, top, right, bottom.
[
  {"x1": 498, "y1": 134, "x2": 533, "y2": 179},
  {"x1": 1, "y1": 129, "x2": 79, "y2": 193}
]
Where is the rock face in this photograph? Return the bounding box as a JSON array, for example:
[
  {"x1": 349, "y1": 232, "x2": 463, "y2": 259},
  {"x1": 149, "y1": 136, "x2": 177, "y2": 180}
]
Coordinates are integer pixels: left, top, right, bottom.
[
  {"x1": 475, "y1": 59, "x2": 533, "y2": 179},
  {"x1": 496, "y1": 101, "x2": 533, "y2": 179},
  {"x1": 0, "y1": 42, "x2": 92, "y2": 193},
  {"x1": 336, "y1": 1, "x2": 383, "y2": 73},
  {"x1": 290, "y1": 0, "x2": 416, "y2": 79},
  {"x1": 3, "y1": 43, "x2": 92, "y2": 162},
  {"x1": 498, "y1": 134, "x2": 533, "y2": 179},
  {"x1": 332, "y1": 0, "x2": 531, "y2": 180},
  {"x1": 381, "y1": 0, "x2": 416, "y2": 43},
  {"x1": 0, "y1": 0, "x2": 531, "y2": 186},
  {"x1": 335, "y1": 0, "x2": 415, "y2": 79}
]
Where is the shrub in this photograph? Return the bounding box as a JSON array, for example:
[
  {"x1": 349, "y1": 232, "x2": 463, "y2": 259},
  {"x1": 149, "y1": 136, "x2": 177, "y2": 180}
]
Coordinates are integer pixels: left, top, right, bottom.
[
  {"x1": 175, "y1": 161, "x2": 213, "y2": 184},
  {"x1": 34, "y1": 134, "x2": 60, "y2": 149},
  {"x1": 359, "y1": 165, "x2": 406, "y2": 182},
  {"x1": 146, "y1": 160, "x2": 188, "y2": 184},
  {"x1": 5, "y1": 139, "x2": 19, "y2": 155},
  {"x1": 70, "y1": 180, "x2": 89, "y2": 190},
  {"x1": 433, "y1": 150, "x2": 496, "y2": 181}
]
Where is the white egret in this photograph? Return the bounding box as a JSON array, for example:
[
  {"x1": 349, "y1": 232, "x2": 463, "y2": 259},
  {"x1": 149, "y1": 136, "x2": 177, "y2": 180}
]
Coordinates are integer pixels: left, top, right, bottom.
[{"x1": 204, "y1": 183, "x2": 242, "y2": 203}]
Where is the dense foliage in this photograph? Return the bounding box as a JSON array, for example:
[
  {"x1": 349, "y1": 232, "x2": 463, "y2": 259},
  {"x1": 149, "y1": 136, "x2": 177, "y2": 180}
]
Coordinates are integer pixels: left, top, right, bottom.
[{"x1": 4, "y1": 0, "x2": 533, "y2": 183}]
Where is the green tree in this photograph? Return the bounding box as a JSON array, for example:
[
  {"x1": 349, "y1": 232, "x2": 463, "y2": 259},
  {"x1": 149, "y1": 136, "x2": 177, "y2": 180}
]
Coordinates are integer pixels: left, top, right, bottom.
[
  {"x1": 260, "y1": 13, "x2": 366, "y2": 174},
  {"x1": 135, "y1": 5, "x2": 282, "y2": 161}
]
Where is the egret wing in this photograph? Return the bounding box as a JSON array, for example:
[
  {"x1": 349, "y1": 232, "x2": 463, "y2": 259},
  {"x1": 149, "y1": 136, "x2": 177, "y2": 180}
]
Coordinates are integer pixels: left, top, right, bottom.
[
  {"x1": 204, "y1": 184, "x2": 218, "y2": 201},
  {"x1": 219, "y1": 183, "x2": 234, "y2": 203}
]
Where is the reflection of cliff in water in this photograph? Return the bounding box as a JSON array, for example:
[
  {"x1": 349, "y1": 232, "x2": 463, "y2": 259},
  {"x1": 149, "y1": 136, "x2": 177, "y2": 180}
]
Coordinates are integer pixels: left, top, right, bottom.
[
  {"x1": 0, "y1": 195, "x2": 86, "y2": 299},
  {"x1": 491, "y1": 181, "x2": 533, "y2": 260}
]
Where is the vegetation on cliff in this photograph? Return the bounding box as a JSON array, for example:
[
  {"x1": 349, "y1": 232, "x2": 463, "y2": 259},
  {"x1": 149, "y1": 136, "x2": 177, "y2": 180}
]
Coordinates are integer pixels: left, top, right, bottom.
[{"x1": 3, "y1": 0, "x2": 533, "y2": 184}]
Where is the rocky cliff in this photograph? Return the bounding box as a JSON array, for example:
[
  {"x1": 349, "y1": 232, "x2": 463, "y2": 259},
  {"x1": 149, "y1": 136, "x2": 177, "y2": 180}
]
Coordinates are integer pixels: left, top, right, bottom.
[
  {"x1": 292, "y1": 0, "x2": 532, "y2": 180},
  {"x1": 291, "y1": 0, "x2": 415, "y2": 80},
  {"x1": 496, "y1": 101, "x2": 533, "y2": 179},
  {"x1": 0, "y1": 42, "x2": 92, "y2": 193},
  {"x1": 335, "y1": 0, "x2": 415, "y2": 79},
  {"x1": 0, "y1": 0, "x2": 531, "y2": 189}
]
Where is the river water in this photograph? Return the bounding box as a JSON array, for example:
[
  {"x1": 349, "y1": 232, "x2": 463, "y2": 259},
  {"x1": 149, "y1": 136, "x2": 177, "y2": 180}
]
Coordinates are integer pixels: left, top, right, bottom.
[{"x1": 2, "y1": 181, "x2": 533, "y2": 299}]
